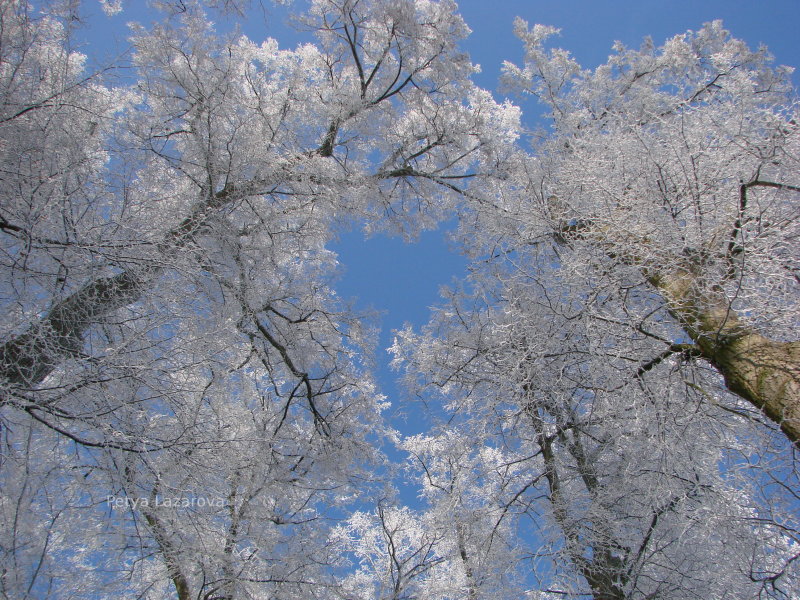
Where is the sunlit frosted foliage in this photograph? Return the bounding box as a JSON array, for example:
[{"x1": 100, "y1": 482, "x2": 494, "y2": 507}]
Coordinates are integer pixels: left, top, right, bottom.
[{"x1": 1, "y1": 2, "x2": 798, "y2": 598}]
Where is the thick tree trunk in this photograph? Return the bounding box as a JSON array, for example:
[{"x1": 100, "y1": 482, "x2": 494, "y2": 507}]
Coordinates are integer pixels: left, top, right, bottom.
[
  {"x1": 0, "y1": 183, "x2": 240, "y2": 394},
  {"x1": 651, "y1": 267, "x2": 800, "y2": 445},
  {"x1": 0, "y1": 270, "x2": 145, "y2": 388},
  {"x1": 455, "y1": 521, "x2": 478, "y2": 600},
  {"x1": 527, "y1": 401, "x2": 628, "y2": 600},
  {"x1": 143, "y1": 506, "x2": 192, "y2": 600},
  {"x1": 556, "y1": 206, "x2": 800, "y2": 447}
]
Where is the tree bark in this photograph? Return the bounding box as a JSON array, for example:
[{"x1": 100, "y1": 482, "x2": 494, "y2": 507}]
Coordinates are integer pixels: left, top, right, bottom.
[
  {"x1": 555, "y1": 205, "x2": 800, "y2": 447},
  {"x1": 455, "y1": 521, "x2": 478, "y2": 600},
  {"x1": 651, "y1": 267, "x2": 800, "y2": 446},
  {"x1": 530, "y1": 411, "x2": 627, "y2": 600},
  {"x1": 0, "y1": 270, "x2": 145, "y2": 388},
  {"x1": 143, "y1": 505, "x2": 192, "y2": 600},
  {"x1": 0, "y1": 183, "x2": 241, "y2": 394}
]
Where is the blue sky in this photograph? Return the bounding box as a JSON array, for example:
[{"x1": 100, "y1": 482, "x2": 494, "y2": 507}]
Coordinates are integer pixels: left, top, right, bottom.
[{"x1": 77, "y1": 0, "x2": 800, "y2": 436}]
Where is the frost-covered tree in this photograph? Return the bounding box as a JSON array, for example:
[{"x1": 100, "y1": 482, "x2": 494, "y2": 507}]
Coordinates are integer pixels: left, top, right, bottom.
[
  {"x1": 394, "y1": 267, "x2": 800, "y2": 598},
  {"x1": 332, "y1": 432, "x2": 526, "y2": 599},
  {"x1": 2, "y1": 1, "x2": 799, "y2": 598},
  {"x1": 0, "y1": 0, "x2": 518, "y2": 597},
  {"x1": 393, "y1": 19, "x2": 800, "y2": 599},
  {"x1": 498, "y1": 19, "x2": 800, "y2": 445}
]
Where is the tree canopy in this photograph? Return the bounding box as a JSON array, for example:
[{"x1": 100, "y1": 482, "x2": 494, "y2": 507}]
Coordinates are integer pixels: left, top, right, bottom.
[{"x1": 1, "y1": 1, "x2": 798, "y2": 598}]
